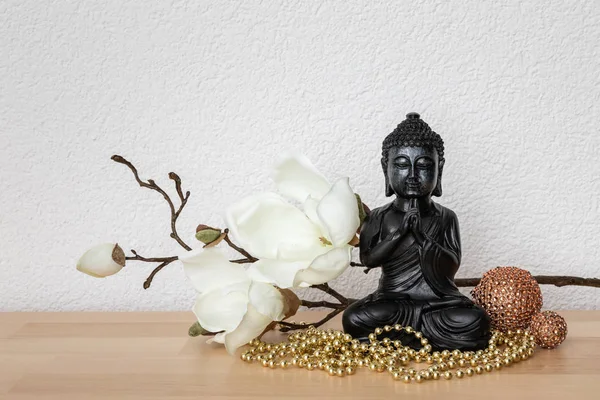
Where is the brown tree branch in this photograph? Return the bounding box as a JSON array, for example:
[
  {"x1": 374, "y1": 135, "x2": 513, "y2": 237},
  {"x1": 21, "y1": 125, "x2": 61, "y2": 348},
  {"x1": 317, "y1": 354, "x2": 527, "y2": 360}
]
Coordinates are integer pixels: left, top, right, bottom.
[
  {"x1": 112, "y1": 155, "x2": 191, "y2": 251},
  {"x1": 454, "y1": 275, "x2": 600, "y2": 289},
  {"x1": 300, "y1": 299, "x2": 347, "y2": 309},
  {"x1": 311, "y1": 283, "x2": 351, "y2": 305},
  {"x1": 351, "y1": 262, "x2": 600, "y2": 289},
  {"x1": 278, "y1": 308, "x2": 344, "y2": 332},
  {"x1": 222, "y1": 229, "x2": 258, "y2": 262},
  {"x1": 126, "y1": 250, "x2": 178, "y2": 289}
]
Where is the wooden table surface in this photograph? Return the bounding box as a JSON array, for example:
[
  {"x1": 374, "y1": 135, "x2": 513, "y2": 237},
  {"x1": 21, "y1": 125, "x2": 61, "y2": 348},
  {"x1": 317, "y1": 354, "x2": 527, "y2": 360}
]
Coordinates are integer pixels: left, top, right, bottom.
[{"x1": 1, "y1": 311, "x2": 599, "y2": 399}]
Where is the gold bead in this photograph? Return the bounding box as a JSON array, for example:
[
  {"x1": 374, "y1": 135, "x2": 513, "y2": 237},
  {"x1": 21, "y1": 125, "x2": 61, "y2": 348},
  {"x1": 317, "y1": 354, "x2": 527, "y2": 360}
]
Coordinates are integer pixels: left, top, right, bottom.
[
  {"x1": 392, "y1": 371, "x2": 402, "y2": 380},
  {"x1": 485, "y1": 364, "x2": 493, "y2": 372},
  {"x1": 456, "y1": 370, "x2": 464, "y2": 379},
  {"x1": 368, "y1": 333, "x2": 377, "y2": 342},
  {"x1": 415, "y1": 332, "x2": 423, "y2": 339},
  {"x1": 394, "y1": 324, "x2": 402, "y2": 331},
  {"x1": 494, "y1": 362, "x2": 502, "y2": 370},
  {"x1": 415, "y1": 375, "x2": 424, "y2": 383},
  {"x1": 475, "y1": 366, "x2": 484, "y2": 374},
  {"x1": 441, "y1": 350, "x2": 450, "y2": 358},
  {"x1": 402, "y1": 375, "x2": 412, "y2": 383},
  {"x1": 405, "y1": 326, "x2": 414, "y2": 334},
  {"x1": 443, "y1": 371, "x2": 453, "y2": 380},
  {"x1": 408, "y1": 368, "x2": 417, "y2": 376},
  {"x1": 384, "y1": 325, "x2": 393, "y2": 332},
  {"x1": 458, "y1": 359, "x2": 466, "y2": 367},
  {"x1": 261, "y1": 359, "x2": 269, "y2": 367},
  {"x1": 382, "y1": 337, "x2": 391, "y2": 345},
  {"x1": 280, "y1": 360, "x2": 289, "y2": 368},
  {"x1": 420, "y1": 338, "x2": 429, "y2": 346},
  {"x1": 503, "y1": 358, "x2": 512, "y2": 367},
  {"x1": 466, "y1": 368, "x2": 474, "y2": 376},
  {"x1": 374, "y1": 328, "x2": 383, "y2": 335},
  {"x1": 346, "y1": 366, "x2": 356, "y2": 375},
  {"x1": 447, "y1": 360, "x2": 456, "y2": 369},
  {"x1": 306, "y1": 362, "x2": 315, "y2": 370},
  {"x1": 336, "y1": 368, "x2": 345, "y2": 377},
  {"x1": 452, "y1": 349, "x2": 461, "y2": 358},
  {"x1": 432, "y1": 371, "x2": 441, "y2": 380}
]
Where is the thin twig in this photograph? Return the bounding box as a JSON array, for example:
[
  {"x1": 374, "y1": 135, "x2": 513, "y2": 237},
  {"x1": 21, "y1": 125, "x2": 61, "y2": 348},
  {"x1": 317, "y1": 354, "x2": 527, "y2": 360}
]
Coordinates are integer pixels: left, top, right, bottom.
[
  {"x1": 223, "y1": 229, "x2": 257, "y2": 262},
  {"x1": 454, "y1": 275, "x2": 600, "y2": 289},
  {"x1": 278, "y1": 308, "x2": 345, "y2": 332},
  {"x1": 143, "y1": 259, "x2": 178, "y2": 289},
  {"x1": 351, "y1": 261, "x2": 600, "y2": 289},
  {"x1": 311, "y1": 283, "x2": 351, "y2": 305},
  {"x1": 301, "y1": 299, "x2": 347, "y2": 309},
  {"x1": 230, "y1": 258, "x2": 258, "y2": 264},
  {"x1": 126, "y1": 250, "x2": 178, "y2": 290},
  {"x1": 112, "y1": 155, "x2": 191, "y2": 251}
]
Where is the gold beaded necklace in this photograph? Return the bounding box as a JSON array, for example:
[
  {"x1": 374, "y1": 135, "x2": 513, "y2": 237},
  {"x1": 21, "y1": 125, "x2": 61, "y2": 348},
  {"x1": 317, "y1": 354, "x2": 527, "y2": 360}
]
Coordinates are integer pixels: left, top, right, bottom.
[{"x1": 242, "y1": 324, "x2": 536, "y2": 383}]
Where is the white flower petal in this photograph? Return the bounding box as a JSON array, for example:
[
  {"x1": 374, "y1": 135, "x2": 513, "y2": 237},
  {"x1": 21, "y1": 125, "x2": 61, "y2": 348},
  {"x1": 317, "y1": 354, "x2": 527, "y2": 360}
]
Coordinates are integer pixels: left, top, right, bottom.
[
  {"x1": 293, "y1": 246, "x2": 352, "y2": 287},
  {"x1": 224, "y1": 192, "x2": 324, "y2": 261},
  {"x1": 206, "y1": 332, "x2": 226, "y2": 344},
  {"x1": 249, "y1": 282, "x2": 285, "y2": 321},
  {"x1": 303, "y1": 196, "x2": 328, "y2": 237},
  {"x1": 181, "y1": 248, "x2": 250, "y2": 294},
  {"x1": 76, "y1": 243, "x2": 124, "y2": 278},
  {"x1": 247, "y1": 259, "x2": 312, "y2": 289},
  {"x1": 316, "y1": 177, "x2": 360, "y2": 247},
  {"x1": 224, "y1": 304, "x2": 274, "y2": 355},
  {"x1": 192, "y1": 286, "x2": 250, "y2": 333},
  {"x1": 273, "y1": 153, "x2": 331, "y2": 203}
]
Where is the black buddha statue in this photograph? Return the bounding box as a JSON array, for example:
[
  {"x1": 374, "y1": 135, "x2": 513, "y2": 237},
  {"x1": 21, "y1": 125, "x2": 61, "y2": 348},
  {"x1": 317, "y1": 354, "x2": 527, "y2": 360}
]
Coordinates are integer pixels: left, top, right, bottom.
[{"x1": 342, "y1": 113, "x2": 491, "y2": 351}]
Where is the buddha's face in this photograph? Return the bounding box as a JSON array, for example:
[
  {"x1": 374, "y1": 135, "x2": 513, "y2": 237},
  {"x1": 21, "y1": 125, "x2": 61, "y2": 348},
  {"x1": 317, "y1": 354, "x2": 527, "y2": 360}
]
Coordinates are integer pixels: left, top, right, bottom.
[{"x1": 386, "y1": 146, "x2": 439, "y2": 198}]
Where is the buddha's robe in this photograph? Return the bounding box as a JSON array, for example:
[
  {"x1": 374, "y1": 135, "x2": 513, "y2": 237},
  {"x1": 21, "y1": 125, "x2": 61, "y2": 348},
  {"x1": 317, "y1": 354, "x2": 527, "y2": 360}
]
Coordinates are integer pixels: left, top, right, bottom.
[{"x1": 342, "y1": 202, "x2": 491, "y2": 350}]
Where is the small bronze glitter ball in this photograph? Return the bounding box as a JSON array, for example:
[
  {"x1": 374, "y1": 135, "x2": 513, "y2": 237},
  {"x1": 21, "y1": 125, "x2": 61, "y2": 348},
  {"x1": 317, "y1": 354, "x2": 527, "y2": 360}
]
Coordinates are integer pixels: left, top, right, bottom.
[
  {"x1": 471, "y1": 266, "x2": 543, "y2": 332},
  {"x1": 529, "y1": 311, "x2": 568, "y2": 349}
]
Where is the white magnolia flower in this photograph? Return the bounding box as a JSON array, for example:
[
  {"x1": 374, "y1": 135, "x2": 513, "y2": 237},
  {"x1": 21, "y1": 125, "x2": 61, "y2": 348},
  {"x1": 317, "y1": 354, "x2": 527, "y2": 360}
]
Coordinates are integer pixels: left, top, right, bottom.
[
  {"x1": 180, "y1": 247, "x2": 286, "y2": 354},
  {"x1": 77, "y1": 243, "x2": 126, "y2": 278},
  {"x1": 225, "y1": 153, "x2": 360, "y2": 288}
]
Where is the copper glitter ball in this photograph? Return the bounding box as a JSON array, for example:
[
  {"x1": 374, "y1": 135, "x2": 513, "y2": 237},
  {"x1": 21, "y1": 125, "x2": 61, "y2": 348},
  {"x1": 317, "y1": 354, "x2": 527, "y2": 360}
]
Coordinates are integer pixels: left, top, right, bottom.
[
  {"x1": 471, "y1": 266, "x2": 543, "y2": 332},
  {"x1": 529, "y1": 311, "x2": 568, "y2": 349}
]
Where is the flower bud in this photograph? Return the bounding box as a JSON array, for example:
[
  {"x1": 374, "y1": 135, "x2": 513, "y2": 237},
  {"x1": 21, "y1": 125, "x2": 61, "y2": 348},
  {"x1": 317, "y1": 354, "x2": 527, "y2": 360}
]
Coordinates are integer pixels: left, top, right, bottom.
[
  {"x1": 195, "y1": 224, "x2": 223, "y2": 245},
  {"x1": 188, "y1": 321, "x2": 211, "y2": 337},
  {"x1": 77, "y1": 243, "x2": 126, "y2": 278}
]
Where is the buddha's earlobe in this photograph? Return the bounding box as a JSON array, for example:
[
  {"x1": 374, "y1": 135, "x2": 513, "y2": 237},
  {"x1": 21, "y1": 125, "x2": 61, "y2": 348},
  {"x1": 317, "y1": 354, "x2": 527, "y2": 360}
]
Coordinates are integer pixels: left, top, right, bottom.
[
  {"x1": 381, "y1": 158, "x2": 393, "y2": 197},
  {"x1": 433, "y1": 160, "x2": 444, "y2": 197},
  {"x1": 385, "y1": 173, "x2": 393, "y2": 197}
]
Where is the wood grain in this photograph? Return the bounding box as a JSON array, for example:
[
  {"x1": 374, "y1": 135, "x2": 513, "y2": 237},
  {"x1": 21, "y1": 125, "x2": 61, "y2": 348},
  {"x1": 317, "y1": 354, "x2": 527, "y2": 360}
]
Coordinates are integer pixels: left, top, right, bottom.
[{"x1": 1, "y1": 311, "x2": 599, "y2": 399}]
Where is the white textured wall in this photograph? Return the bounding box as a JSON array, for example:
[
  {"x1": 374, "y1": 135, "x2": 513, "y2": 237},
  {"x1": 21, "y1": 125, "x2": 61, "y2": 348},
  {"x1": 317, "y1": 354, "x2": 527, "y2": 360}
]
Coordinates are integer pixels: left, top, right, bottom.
[{"x1": 1, "y1": 0, "x2": 600, "y2": 312}]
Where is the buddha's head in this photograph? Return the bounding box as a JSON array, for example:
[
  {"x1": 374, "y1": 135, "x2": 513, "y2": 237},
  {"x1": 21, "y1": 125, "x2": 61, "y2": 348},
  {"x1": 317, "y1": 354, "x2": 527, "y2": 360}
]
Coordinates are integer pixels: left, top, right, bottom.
[{"x1": 381, "y1": 113, "x2": 445, "y2": 198}]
